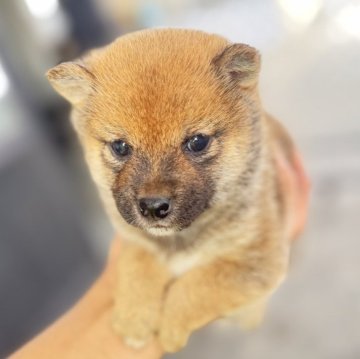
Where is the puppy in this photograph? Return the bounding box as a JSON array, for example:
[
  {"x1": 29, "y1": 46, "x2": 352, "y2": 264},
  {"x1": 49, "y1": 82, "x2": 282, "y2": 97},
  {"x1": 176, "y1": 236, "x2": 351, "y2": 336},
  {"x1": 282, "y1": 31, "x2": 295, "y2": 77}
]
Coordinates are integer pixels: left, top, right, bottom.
[{"x1": 47, "y1": 28, "x2": 307, "y2": 352}]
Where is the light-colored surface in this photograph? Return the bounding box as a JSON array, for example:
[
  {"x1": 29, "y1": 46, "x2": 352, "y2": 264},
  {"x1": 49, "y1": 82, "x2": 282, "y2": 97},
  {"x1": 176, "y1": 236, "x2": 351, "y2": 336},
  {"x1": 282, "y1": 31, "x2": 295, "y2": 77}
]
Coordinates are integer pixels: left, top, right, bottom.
[{"x1": 164, "y1": 1, "x2": 360, "y2": 358}]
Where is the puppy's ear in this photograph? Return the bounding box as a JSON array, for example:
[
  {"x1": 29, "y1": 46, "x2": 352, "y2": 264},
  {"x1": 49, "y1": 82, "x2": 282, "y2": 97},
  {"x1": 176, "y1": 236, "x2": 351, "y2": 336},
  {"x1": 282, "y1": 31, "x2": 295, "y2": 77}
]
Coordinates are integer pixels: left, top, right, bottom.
[
  {"x1": 212, "y1": 44, "x2": 261, "y2": 88},
  {"x1": 46, "y1": 61, "x2": 95, "y2": 105}
]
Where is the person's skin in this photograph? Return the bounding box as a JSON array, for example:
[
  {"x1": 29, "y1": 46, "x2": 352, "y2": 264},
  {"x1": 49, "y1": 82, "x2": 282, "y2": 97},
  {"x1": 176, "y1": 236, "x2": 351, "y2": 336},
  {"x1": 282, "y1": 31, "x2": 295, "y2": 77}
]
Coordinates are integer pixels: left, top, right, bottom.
[{"x1": 10, "y1": 149, "x2": 310, "y2": 359}]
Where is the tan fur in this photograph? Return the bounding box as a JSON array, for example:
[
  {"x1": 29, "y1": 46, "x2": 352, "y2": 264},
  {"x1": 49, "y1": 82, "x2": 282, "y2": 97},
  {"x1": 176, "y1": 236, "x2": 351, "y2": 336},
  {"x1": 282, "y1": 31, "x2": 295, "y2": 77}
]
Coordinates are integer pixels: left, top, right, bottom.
[{"x1": 47, "y1": 28, "x2": 304, "y2": 353}]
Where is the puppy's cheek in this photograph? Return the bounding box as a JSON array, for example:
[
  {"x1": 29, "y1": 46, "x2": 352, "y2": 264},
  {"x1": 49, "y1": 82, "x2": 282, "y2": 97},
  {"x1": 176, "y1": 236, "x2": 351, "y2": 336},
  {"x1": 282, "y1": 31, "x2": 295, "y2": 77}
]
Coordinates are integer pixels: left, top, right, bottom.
[
  {"x1": 174, "y1": 178, "x2": 215, "y2": 229},
  {"x1": 111, "y1": 171, "x2": 138, "y2": 225},
  {"x1": 113, "y1": 189, "x2": 138, "y2": 225}
]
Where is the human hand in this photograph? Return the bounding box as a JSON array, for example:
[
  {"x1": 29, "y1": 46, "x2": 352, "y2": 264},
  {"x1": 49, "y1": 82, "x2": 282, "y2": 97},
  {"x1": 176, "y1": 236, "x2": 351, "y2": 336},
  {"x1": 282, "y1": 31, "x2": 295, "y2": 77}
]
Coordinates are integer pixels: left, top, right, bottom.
[
  {"x1": 10, "y1": 237, "x2": 163, "y2": 359},
  {"x1": 275, "y1": 147, "x2": 310, "y2": 240}
]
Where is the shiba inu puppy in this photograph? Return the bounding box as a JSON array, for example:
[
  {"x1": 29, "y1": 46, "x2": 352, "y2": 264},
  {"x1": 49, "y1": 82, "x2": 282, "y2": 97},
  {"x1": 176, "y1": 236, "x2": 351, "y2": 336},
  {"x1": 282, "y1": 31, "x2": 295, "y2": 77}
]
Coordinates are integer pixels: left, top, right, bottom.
[{"x1": 47, "y1": 28, "x2": 307, "y2": 352}]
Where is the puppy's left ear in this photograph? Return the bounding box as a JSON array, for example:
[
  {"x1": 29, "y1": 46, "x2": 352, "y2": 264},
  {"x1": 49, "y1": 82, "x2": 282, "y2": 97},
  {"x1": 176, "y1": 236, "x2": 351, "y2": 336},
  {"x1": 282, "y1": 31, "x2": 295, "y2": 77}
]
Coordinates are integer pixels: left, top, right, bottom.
[
  {"x1": 212, "y1": 43, "x2": 261, "y2": 88},
  {"x1": 46, "y1": 61, "x2": 95, "y2": 105}
]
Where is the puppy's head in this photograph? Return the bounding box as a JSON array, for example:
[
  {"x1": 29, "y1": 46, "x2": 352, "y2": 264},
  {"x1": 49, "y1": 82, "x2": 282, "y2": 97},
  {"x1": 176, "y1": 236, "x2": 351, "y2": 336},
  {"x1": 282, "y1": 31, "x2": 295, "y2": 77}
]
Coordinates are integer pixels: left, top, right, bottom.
[{"x1": 47, "y1": 29, "x2": 262, "y2": 236}]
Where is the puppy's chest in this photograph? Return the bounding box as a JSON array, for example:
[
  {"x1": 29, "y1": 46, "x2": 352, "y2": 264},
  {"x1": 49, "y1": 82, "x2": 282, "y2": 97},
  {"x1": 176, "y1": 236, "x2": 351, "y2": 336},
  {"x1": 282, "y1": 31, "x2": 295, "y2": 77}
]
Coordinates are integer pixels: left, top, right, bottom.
[
  {"x1": 164, "y1": 217, "x2": 261, "y2": 276},
  {"x1": 167, "y1": 251, "x2": 204, "y2": 277},
  {"x1": 164, "y1": 233, "x2": 224, "y2": 276},
  {"x1": 165, "y1": 234, "x2": 249, "y2": 277}
]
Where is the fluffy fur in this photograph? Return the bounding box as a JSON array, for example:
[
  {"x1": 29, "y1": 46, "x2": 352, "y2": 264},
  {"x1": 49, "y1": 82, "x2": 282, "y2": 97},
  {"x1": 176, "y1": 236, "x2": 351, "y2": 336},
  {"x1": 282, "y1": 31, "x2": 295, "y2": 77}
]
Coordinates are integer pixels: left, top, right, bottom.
[{"x1": 47, "y1": 28, "x2": 303, "y2": 352}]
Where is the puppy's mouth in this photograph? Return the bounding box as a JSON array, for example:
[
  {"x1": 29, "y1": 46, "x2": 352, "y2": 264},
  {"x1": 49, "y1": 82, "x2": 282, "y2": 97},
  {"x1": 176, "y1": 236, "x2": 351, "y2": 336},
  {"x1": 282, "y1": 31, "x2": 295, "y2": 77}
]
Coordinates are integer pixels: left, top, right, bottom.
[
  {"x1": 144, "y1": 225, "x2": 178, "y2": 237},
  {"x1": 136, "y1": 208, "x2": 189, "y2": 236}
]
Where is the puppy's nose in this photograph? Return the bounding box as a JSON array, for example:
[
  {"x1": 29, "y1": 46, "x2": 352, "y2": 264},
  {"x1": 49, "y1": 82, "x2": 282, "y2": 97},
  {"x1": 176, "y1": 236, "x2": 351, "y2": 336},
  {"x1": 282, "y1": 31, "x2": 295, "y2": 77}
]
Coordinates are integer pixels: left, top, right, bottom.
[{"x1": 138, "y1": 197, "x2": 171, "y2": 219}]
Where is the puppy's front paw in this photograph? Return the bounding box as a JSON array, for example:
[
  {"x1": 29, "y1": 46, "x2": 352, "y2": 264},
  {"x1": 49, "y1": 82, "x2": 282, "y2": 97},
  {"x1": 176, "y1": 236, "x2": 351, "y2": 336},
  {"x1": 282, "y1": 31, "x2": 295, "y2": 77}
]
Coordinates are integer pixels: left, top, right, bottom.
[
  {"x1": 122, "y1": 336, "x2": 148, "y2": 350},
  {"x1": 112, "y1": 308, "x2": 157, "y2": 349},
  {"x1": 159, "y1": 322, "x2": 190, "y2": 353},
  {"x1": 159, "y1": 306, "x2": 191, "y2": 353},
  {"x1": 158, "y1": 279, "x2": 193, "y2": 352}
]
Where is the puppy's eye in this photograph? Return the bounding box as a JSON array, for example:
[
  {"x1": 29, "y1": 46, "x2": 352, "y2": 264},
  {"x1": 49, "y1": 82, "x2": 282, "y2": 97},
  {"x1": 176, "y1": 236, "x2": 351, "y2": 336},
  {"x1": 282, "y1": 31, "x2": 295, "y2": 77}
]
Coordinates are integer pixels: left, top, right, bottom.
[
  {"x1": 186, "y1": 134, "x2": 210, "y2": 153},
  {"x1": 110, "y1": 140, "x2": 131, "y2": 158}
]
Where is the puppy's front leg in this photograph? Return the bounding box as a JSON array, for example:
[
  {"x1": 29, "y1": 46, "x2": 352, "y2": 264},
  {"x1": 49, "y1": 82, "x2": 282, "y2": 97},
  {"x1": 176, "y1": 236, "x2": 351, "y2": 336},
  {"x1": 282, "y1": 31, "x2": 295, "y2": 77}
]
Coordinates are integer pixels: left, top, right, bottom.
[
  {"x1": 112, "y1": 243, "x2": 170, "y2": 348},
  {"x1": 159, "y1": 256, "x2": 285, "y2": 352}
]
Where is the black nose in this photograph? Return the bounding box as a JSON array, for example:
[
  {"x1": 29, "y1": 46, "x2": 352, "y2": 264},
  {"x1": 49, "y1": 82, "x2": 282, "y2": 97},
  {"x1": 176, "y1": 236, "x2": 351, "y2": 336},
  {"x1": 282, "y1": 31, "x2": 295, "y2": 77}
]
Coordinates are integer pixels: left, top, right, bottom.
[{"x1": 138, "y1": 197, "x2": 171, "y2": 219}]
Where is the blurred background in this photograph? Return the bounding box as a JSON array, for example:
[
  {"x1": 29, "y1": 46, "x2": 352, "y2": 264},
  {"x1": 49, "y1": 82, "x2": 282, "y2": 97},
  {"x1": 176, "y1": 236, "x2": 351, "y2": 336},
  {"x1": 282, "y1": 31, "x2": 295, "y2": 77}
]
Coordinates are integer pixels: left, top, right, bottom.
[{"x1": 0, "y1": 0, "x2": 359, "y2": 357}]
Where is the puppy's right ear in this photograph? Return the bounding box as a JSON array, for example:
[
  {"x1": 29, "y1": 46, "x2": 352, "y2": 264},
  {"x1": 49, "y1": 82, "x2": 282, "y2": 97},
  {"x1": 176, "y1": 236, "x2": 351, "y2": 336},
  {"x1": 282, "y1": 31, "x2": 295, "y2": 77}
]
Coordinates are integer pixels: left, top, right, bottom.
[
  {"x1": 46, "y1": 61, "x2": 95, "y2": 105},
  {"x1": 212, "y1": 44, "x2": 261, "y2": 88}
]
